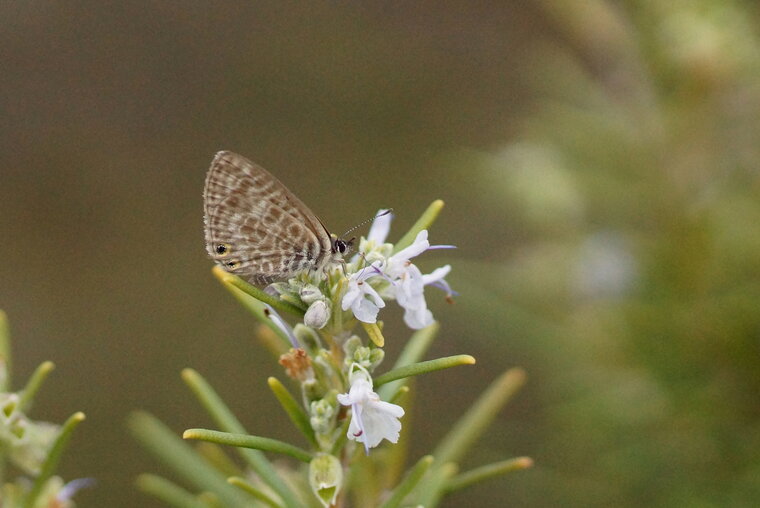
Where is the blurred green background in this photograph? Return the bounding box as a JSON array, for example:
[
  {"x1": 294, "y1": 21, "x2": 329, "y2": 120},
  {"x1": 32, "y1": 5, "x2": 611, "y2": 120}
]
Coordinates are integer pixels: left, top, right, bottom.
[{"x1": 2, "y1": 1, "x2": 760, "y2": 506}]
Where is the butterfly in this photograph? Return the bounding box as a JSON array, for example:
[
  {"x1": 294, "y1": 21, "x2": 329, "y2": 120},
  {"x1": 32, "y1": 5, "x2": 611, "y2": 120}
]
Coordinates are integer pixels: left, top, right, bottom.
[{"x1": 203, "y1": 151, "x2": 352, "y2": 285}]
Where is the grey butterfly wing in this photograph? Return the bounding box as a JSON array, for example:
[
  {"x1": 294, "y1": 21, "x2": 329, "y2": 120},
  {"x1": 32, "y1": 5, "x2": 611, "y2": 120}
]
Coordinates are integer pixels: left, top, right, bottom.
[{"x1": 203, "y1": 151, "x2": 332, "y2": 284}]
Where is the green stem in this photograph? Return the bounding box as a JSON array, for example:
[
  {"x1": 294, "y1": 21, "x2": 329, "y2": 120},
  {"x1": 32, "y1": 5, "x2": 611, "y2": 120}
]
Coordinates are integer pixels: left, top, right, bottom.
[
  {"x1": 377, "y1": 323, "x2": 439, "y2": 400},
  {"x1": 136, "y1": 474, "x2": 209, "y2": 508},
  {"x1": 184, "y1": 429, "x2": 313, "y2": 463},
  {"x1": 379, "y1": 455, "x2": 434, "y2": 508},
  {"x1": 23, "y1": 412, "x2": 86, "y2": 508},
  {"x1": 373, "y1": 355, "x2": 475, "y2": 387},
  {"x1": 268, "y1": 377, "x2": 316, "y2": 446},
  {"x1": 128, "y1": 412, "x2": 247, "y2": 507},
  {"x1": 214, "y1": 266, "x2": 305, "y2": 316},
  {"x1": 180, "y1": 369, "x2": 301, "y2": 508},
  {"x1": 432, "y1": 368, "x2": 526, "y2": 465},
  {"x1": 446, "y1": 457, "x2": 534, "y2": 492},
  {"x1": 18, "y1": 361, "x2": 54, "y2": 412},
  {"x1": 414, "y1": 462, "x2": 457, "y2": 508},
  {"x1": 228, "y1": 476, "x2": 285, "y2": 508},
  {"x1": 0, "y1": 309, "x2": 10, "y2": 392},
  {"x1": 393, "y1": 200, "x2": 445, "y2": 253}
]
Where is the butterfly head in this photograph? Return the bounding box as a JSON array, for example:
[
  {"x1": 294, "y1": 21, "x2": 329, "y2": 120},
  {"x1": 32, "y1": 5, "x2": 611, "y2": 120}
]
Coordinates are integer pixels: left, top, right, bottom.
[{"x1": 331, "y1": 235, "x2": 355, "y2": 257}]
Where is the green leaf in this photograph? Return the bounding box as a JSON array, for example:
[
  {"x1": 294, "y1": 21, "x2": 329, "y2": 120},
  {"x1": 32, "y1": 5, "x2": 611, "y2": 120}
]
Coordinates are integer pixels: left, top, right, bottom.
[
  {"x1": 379, "y1": 455, "x2": 433, "y2": 508},
  {"x1": 184, "y1": 428, "x2": 313, "y2": 463},
  {"x1": 0, "y1": 309, "x2": 10, "y2": 392},
  {"x1": 180, "y1": 369, "x2": 301, "y2": 508},
  {"x1": 212, "y1": 267, "x2": 298, "y2": 349},
  {"x1": 228, "y1": 476, "x2": 284, "y2": 508},
  {"x1": 213, "y1": 266, "x2": 305, "y2": 316},
  {"x1": 18, "y1": 361, "x2": 54, "y2": 412},
  {"x1": 393, "y1": 200, "x2": 445, "y2": 253},
  {"x1": 23, "y1": 412, "x2": 86, "y2": 508},
  {"x1": 446, "y1": 457, "x2": 534, "y2": 493},
  {"x1": 432, "y1": 368, "x2": 526, "y2": 466},
  {"x1": 136, "y1": 474, "x2": 209, "y2": 508},
  {"x1": 128, "y1": 411, "x2": 247, "y2": 507},
  {"x1": 194, "y1": 442, "x2": 243, "y2": 477},
  {"x1": 373, "y1": 355, "x2": 476, "y2": 387},
  {"x1": 268, "y1": 377, "x2": 316, "y2": 446},
  {"x1": 413, "y1": 462, "x2": 457, "y2": 508},
  {"x1": 378, "y1": 323, "x2": 439, "y2": 400}
]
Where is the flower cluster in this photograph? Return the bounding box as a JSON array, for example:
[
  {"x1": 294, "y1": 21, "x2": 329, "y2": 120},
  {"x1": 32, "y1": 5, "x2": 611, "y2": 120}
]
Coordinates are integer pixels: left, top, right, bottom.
[
  {"x1": 239, "y1": 208, "x2": 456, "y2": 505},
  {"x1": 0, "y1": 350, "x2": 91, "y2": 508},
  {"x1": 343, "y1": 210, "x2": 454, "y2": 330},
  {"x1": 0, "y1": 391, "x2": 61, "y2": 475},
  {"x1": 136, "y1": 200, "x2": 532, "y2": 508},
  {"x1": 266, "y1": 210, "x2": 453, "y2": 458},
  {"x1": 337, "y1": 364, "x2": 405, "y2": 453},
  {"x1": 272, "y1": 210, "x2": 454, "y2": 333}
]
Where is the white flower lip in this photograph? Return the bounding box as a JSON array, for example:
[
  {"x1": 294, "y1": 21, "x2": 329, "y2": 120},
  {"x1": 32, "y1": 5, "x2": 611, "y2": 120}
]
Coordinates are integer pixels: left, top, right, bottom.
[
  {"x1": 341, "y1": 267, "x2": 386, "y2": 324},
  {"x1": 337, "y1": 367, "x2": 404, "y2": 452}
]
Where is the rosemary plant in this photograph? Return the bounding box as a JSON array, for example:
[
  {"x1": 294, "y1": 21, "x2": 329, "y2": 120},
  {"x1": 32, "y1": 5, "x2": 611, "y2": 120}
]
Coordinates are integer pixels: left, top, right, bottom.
[
  {"x1": 0, "y1": 311, "x2": 89, "y2": 508},
  {"x1": 131, "y1": 201, "x2": 531, "y2": 507}
]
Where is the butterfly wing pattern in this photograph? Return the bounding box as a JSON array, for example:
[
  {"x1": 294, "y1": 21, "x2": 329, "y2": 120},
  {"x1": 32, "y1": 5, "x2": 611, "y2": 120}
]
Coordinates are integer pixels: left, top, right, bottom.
[{"x1": 203, "y1": 151, "x2": 334, "y2": 284}]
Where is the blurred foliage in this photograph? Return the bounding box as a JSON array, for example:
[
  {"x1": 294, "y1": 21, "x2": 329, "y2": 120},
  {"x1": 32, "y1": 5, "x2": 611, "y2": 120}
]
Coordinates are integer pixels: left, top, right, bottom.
[
  {"x1": 3, "y1": 0, "x2": 760, "y2": 506},
  {"x1": 461, "y1": 0, "x2": 760, "y2": 505}
]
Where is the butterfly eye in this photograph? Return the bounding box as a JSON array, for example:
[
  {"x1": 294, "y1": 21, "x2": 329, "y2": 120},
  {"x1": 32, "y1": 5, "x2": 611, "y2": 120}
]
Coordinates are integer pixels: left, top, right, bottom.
[{"x1": 216, "y1": 243, "x2": 230, "y2": 256}]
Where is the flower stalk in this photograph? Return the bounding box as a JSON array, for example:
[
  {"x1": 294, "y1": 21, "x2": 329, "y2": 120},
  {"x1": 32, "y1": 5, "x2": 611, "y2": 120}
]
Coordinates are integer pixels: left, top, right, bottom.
[
  {"x1": 134, "y1": 200, "x2": 532, "y2": 507},
  {"x1": 0, "y1": 311, "x2": 89, "y2": 508}
]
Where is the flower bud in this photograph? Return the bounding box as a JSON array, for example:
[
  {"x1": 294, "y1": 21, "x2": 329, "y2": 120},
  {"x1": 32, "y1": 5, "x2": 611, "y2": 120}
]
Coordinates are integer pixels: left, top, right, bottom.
[
  {"x1": 304, "y1": 300, "x2": 330, "y2": 330},
  {"x1": 309, "y1": 396, "x2": 337, "y2": 434},
  {"x1": 294, "y1": 324, "x2": 322, "y2": 353},
  {"x1": 309, "y1": 453, "x2": 343, "y2": 508},
  {"x1": 299, "y1": 284, "x2": 324, "y2": 304},
  {"x1": 368, "y1": 348, "x2": 385, "y2": 369},
  {"x1": 342, "y1": 336, "x2": 362, "y2": 363}
]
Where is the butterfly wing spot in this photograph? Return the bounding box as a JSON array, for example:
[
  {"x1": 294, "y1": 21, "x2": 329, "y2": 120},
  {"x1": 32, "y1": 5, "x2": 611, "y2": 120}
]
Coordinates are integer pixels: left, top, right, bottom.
[
  {"x1": 215, "y1": 243, "x2": 230, "y2": 256},
  {"x1": 287, "y1": 223, "x2": 301, "y2": 237}
]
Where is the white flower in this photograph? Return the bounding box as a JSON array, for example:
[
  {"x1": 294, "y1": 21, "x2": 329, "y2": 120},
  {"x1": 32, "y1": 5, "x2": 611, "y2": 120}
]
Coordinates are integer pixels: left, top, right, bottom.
[
  {"x1": 337, "y1": 366, "x2": 404, "y2": 452},
  {"x1": 422, "y1": 264, "x2": 453, "y2": 294},
  {"x1": 394, "y1": 263, "x2": 432, "y2": 329},
  {"x1": 380, "y1": 230, "x2": 453, "y2": 329},
  {"x1": 401, "y1": 264, "x2": 452, "y2": 329},
  {"x1": 344, "y1": 222, "x2": 454, "y2": 329},
  {"x1": 341, "y1": 268, "x2": 385, "y2": 323}
]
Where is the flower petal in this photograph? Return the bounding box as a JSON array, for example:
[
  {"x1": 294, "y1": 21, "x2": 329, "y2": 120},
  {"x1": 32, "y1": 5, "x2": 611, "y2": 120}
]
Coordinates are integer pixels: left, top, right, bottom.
[
  {"x1": 403, "y1": 306, "x2": 434, "y2": 329},
  {"x1": 353, "y1": 297, "x2": 380, "y2": 323},
  {"x1": 392, "y1": 230, "x2": 429, "y2": 262},
  {"x1": 367, "y1": 209, "x2": 393, "y2": 244}
]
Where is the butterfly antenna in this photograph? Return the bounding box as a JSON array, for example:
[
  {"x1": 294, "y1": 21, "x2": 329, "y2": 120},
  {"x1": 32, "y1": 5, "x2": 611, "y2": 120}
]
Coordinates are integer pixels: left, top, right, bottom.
[{"x1": 340, "y1": 209, "x2": 393, "y2": 239}]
